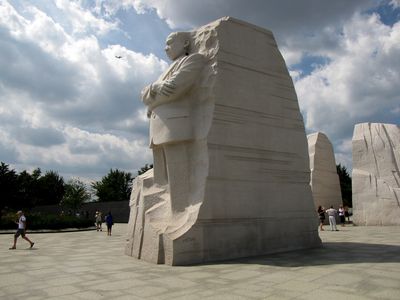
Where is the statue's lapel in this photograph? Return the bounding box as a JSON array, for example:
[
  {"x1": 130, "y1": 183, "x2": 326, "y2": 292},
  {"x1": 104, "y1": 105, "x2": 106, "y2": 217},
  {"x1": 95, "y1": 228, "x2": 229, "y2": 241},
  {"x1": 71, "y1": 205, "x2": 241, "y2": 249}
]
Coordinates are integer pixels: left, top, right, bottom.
[{"x1": 161, "y1": 56, "x2": 189, "y2": 80}]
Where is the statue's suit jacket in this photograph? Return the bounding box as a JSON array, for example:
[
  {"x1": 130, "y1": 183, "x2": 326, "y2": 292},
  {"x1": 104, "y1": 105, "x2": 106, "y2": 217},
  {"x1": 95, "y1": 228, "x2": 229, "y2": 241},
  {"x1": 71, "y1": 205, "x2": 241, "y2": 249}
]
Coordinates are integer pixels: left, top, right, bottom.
[{"x1": 142, "y1": 53, "x2": 205, "y2": 147}]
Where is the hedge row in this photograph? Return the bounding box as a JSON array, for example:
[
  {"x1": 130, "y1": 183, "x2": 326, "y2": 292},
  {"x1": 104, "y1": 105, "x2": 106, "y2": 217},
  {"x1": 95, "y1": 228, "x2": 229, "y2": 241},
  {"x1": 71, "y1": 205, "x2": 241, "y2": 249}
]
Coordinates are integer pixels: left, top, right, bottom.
[{"x1": 0, "y1": 212, "x2": 93, "y2": 230}]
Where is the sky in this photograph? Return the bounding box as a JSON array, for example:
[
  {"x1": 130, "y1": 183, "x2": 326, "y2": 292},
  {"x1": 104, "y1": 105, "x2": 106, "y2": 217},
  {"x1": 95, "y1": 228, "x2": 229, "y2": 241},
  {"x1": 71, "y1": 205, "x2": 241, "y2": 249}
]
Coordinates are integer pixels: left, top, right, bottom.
[{"x1": 0, "y1": 0, "x2": 399, "y2": 183}]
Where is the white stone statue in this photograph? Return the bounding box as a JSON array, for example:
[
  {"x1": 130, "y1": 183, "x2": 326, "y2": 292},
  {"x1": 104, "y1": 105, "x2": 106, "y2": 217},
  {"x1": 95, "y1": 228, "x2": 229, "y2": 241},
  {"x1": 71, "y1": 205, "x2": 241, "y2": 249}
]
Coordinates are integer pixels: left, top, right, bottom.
[
  {"x1": 307, "y1": 132, "x2": 342, "y2": 210},
  {"x1": 141, "y1": 32, "x2": 206, "y2": 214},
  {"x1": 352, "y1": 123, "x2": 400, "y2": 225},
  {"x1": 126, "y1": 17, "x2": 321, "y2": 265}
]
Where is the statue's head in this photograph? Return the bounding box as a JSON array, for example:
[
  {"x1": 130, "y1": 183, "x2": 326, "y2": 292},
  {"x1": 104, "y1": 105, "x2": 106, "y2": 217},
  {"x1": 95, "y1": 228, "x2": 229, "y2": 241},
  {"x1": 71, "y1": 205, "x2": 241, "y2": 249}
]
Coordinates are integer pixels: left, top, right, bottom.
[{"x1": 165, "y1": 32, "x2": 191, "y2": 61}]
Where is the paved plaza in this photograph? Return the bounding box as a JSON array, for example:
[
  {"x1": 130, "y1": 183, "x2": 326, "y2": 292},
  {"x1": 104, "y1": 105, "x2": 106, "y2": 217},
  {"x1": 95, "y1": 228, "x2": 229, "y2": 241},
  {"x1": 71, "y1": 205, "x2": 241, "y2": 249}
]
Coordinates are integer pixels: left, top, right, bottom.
[{"x1": 1, "y1": 223, "x2": 399, "y2": 299}]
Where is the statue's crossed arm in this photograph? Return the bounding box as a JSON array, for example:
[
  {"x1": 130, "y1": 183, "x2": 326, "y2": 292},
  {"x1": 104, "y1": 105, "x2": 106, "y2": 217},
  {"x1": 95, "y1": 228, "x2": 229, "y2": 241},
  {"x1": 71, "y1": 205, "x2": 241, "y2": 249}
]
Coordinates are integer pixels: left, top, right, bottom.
[{"x1": 141, "y1": 53, "x2": 205, "y2": 111}]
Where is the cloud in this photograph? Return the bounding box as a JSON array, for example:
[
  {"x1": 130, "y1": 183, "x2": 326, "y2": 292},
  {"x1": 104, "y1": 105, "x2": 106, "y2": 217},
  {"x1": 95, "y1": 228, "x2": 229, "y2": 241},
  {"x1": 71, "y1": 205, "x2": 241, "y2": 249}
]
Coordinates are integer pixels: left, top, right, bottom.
[
  {"x1": 127, "y1": 0, "x2": 373, "y2": 32},
  {"x1": 390, "y1": 0, "x2": 400, "y2": 8},
  {"x1": 13, "y1": 126, "x2": 65, "y2": 147},
  {"x1": 0, "y1": 0, "x2": 165, "y2": 179},
  {"x1": 294, "y1": 12, "x2": 400, "y2": 168},
  {"x1": 119, "y1": 0, "x2": 377, "y2": 62},
  {"x1": 0, "y1": 130, "x2": 18, "y2": 163},
  {"x1": 2, "y1": 123, "x2": 153, "y2": 181},
  {"x1": 1, "y1": 0, "x2": 399, "y2": 180},
  {"x1": 54, "y1": 0, "x2": 118, "y2": 35}
]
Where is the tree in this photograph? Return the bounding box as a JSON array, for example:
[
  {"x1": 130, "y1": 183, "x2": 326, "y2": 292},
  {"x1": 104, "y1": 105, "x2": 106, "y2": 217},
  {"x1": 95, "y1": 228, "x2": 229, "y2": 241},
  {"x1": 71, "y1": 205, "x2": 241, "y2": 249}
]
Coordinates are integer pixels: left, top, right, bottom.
[
  {"x1": 92, "y1": 169, "x2": 133, "y2": 202},
  {"x1": 16, "y1": 170, "x2": 39, "y2": 209},
  {"x1": 138, "y1": 163, "x2": 153, "y2": 175},
  {"x1": 0, "y1": 162, "x2": 18, "y2": 218},
  {"x1": 337, "y1": 164, "x2": 352, "y2": 207},
  {"x1": 14, "y1": 168, "x2": 42, "y2": 209},
  {"x1": 61, "y1": 179, "x2": 90, "y2": 212},
  {"x1": 36, "y1": 171, "x2": 65, "y2": 206}
]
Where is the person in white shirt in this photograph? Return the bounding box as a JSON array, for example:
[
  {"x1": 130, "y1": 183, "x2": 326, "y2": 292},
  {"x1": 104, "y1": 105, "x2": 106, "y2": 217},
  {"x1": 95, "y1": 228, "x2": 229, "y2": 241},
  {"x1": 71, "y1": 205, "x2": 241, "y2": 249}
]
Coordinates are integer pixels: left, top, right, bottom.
[
  {"x1": 9, "y1": 211, "x2": 34, "y2": 250},
  {"x1": 325, "y1": 206, "x2": 339, "y2": 231}
]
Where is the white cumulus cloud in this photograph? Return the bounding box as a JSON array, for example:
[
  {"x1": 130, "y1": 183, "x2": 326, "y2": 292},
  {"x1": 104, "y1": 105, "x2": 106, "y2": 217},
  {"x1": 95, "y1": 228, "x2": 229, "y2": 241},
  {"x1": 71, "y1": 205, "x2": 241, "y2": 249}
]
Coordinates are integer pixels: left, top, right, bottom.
[
  {"x1": 294, "y1": 13, "x2": 400, "y2": 167},
  {"x1": 0, "y1": 0, "x2": 165, "y2": 180}
]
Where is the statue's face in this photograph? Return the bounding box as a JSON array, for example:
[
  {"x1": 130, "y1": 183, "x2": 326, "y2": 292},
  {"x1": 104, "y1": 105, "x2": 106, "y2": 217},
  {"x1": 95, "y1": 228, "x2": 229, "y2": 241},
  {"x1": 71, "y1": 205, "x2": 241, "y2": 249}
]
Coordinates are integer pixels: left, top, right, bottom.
[{"x1": 165, "y1": 34, "x2": 186, "y2": 61}]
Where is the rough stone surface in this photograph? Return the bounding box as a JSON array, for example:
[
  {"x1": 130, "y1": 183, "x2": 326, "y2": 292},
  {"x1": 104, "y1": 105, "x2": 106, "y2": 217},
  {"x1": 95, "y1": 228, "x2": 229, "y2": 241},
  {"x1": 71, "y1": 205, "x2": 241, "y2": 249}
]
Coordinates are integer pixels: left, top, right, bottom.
[
  {"x1": 307, "y1": 132, "x2": 342, "y2": 209},
  {"x1": 352, "y1": 122, "x2": 400, "y2": 225},
  {"x1": 126, "y1": 17, "x2": 321, "y2": 265}
]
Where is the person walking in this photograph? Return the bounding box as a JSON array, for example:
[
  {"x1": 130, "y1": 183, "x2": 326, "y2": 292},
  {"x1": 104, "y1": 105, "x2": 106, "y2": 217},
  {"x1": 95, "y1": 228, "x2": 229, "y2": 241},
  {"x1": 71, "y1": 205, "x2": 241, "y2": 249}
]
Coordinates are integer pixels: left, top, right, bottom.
[
  {"x1": 317, "y1": 205, "x2": 325, "y2": 231},
  {"x1": 338, "y1": 205, "x2": 346, "y2": 227},
  {"x1": 105, "y1": 211, "x2": 114, "y2": 236},
  {"x1": 9, "y1": 211, "x2": 34, "y2": 250},
  {"x1": 325, "y1": 206, "x2": 339, "y2": 231},
  {"x1": 344, "y1": 206, "x2": 350, "y2": 223},
  {"x1": 95, "y1": 211, "x2": 102, "y2": 231}
]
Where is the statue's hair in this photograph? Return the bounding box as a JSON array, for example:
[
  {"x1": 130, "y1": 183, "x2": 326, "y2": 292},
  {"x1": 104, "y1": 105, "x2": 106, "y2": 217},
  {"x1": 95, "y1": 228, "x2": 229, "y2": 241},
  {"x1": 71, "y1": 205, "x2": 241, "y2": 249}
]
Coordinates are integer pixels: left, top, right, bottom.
[
  {"x1": 167, "y1": 30, "x2": 218, "y2": 59},
  {"x1": 168, "y1": 31, "x2": 192, "y2": 41}
]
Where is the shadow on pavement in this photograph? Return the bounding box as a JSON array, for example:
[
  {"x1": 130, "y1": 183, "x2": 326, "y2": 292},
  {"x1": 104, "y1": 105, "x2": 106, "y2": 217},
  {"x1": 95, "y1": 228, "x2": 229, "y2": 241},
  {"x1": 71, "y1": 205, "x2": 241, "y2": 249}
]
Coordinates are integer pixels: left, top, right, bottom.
[{"x1": 199, "y1": 242, "x2": 400, "y2": 267}]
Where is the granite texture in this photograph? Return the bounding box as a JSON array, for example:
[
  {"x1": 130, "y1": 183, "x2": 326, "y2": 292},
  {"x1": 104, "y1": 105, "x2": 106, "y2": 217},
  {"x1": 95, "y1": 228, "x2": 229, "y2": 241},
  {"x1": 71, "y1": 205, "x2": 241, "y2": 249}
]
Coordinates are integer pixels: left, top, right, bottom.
[
  {"x1": 126, "y1": 17, "x2": 321, "y2": 265},
  {"x1": 307, "y1": 132, "x2": 342, "y2": 209},
  {"x1": 352, "y1": 122, "x2": 400, "y2": 225}
]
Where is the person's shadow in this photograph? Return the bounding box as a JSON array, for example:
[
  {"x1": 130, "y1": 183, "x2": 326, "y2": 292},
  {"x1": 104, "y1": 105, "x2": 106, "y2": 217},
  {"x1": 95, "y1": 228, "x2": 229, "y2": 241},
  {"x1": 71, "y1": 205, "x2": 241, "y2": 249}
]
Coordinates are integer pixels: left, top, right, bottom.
[{"x1": 9, "y1": 247, "x2": 38, "y2": 250}]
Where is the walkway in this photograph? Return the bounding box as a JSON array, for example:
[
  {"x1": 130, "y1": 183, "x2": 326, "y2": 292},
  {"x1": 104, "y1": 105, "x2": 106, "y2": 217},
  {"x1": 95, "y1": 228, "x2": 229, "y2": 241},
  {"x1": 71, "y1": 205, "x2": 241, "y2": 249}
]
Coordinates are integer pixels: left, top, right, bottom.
[{"x1": 1, "y1": 224, "x2": 399, "y2": 299}]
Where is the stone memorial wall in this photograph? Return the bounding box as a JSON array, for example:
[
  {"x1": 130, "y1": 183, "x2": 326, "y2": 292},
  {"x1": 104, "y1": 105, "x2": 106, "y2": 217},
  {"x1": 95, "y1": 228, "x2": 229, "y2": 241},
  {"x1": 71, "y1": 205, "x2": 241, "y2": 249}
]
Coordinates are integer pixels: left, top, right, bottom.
[
  {"x1": 352, "y1": 123, "x2": 400, "y2": 225},
  {"x1": 307, "y1": 132, "x2": 342, "y2": 210},
  {"x1": 126, "y1": 17, "x2": 321, "y2": 265}
]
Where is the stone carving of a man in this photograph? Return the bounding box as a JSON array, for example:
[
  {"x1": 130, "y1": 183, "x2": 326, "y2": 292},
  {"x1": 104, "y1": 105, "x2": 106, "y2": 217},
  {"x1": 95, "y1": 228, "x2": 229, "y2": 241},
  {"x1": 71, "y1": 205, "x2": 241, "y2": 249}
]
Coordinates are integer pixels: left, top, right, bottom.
[{"x1": 141, "y1": 32, "x2": 206, "y2": 215}]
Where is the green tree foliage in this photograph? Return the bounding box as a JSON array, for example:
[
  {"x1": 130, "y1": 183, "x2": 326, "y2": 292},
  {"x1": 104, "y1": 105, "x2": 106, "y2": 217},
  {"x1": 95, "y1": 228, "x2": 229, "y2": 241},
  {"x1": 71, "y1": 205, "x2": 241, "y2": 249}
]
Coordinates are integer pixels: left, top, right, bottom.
[
  {"x1": 138, "y1": 163, "x2": 153, "y2": 175},
  {"x1": 336, "y1": 164, "x2": 352, "y2": 207},
  {"x1": 17, "y1": 170, "x2": 40, "y2": 209},
  {"x1": 36, "y1": 171, "x2": 65, "y2": 206},
  {"x1": 92, "y1": 169, "x2": 133, "y2": 202},
  {"x1": 0, "y1": 163, "x2": 66, "y2": 212},
  {"x1": 61, "y1": 179, "x2": 90, "y2": 211},
  {"x1": 1, "y1": 161, "x2": 140, "y2": 208},
  {"x1": 0, "y1": 162, "x2": 18, "y2": 218}
]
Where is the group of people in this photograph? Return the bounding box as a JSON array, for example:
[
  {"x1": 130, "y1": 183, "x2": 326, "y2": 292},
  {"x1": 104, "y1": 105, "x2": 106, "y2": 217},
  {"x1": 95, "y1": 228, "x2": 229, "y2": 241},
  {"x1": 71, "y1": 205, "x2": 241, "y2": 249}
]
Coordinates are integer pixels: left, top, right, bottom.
[
  {"x1": 95, "y1": 211, "x2": 114, "y2": 236},
  {"x1": 317, "y1": 205, "x2": 349, "y2": 231},
  {"x1": 9, "y1": 210, "x2": 115, "y2": 250}
]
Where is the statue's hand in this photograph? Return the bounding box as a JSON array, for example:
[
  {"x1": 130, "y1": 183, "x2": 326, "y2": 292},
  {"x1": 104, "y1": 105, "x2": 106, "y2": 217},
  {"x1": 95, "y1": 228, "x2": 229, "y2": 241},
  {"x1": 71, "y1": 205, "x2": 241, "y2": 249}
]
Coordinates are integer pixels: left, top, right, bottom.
[
  {"x1": 149, "y1": 84, "x2": 158, "y2": 98},
  {"x1": 151, "y1": 81, "x2": 176, "y2": 97},
  {"x1": 159, "y1": 80, "x2": 176, "y2": 96},
  {"x1": 141, "y1": 85, "x2": 152, "y2": 104}
]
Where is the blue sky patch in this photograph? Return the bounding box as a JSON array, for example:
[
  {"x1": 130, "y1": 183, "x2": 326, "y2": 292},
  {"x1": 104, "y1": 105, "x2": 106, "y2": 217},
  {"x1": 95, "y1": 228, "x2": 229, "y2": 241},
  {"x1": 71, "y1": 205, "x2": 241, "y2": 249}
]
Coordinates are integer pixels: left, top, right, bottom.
[
  {"x1": 369, "y1": 0, "x2": 400, "y2": 26},
  {"x1": 290, "y1": 54, "x2": 331, "y2": 78}
]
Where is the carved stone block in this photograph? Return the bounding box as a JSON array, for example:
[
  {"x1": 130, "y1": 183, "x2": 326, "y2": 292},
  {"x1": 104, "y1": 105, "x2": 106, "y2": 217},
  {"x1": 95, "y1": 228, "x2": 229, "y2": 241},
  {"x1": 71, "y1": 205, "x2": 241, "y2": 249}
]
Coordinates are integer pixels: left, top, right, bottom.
[
  {"x1": 307, "y1": 132, "x2": 342, "y2": 210},
  {"x1": 352, "y1": 123, "x2": 400, "y2": 225},
  {"x1": 126, "y1": 17, "x2": 321, "y2": 265}
]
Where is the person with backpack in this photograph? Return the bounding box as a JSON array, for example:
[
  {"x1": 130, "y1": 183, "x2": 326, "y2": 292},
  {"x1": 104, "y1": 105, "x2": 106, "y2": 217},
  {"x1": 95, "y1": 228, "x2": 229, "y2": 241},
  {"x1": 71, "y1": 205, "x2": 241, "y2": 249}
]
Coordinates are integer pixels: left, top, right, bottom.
[{"x1": 105, "y1": 211, "x2": 114, "y2": 236}]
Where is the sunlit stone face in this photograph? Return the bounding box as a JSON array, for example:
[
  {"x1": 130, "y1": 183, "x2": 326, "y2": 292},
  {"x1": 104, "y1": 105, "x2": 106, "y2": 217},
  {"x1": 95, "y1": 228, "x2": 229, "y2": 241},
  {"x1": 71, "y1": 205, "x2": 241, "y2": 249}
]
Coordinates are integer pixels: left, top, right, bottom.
[{"x1": 164, "y1": 34, "x2": 186, "y2": 61}]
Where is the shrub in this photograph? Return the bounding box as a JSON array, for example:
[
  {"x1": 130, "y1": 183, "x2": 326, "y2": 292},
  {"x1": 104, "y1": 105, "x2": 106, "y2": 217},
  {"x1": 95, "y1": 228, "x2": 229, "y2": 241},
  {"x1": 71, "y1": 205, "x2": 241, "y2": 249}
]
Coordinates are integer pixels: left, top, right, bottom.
[
  {"x1": 0, "y1": 212, "x2": 93, "y2": 230},
  {"x1": 0, "y1": 212, "x2": 16, "y2": 229}
]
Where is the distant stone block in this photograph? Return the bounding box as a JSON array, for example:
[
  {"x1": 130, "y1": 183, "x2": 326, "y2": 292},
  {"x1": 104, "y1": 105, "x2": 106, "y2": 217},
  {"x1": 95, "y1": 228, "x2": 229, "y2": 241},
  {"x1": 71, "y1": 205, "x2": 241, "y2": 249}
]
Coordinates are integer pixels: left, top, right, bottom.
[
  {"x1": 352, "y1": 123, "x2": 400, "y2": 225},
  {"x1": 307, "y1": 132, "x2": 342, "y2": 210}
]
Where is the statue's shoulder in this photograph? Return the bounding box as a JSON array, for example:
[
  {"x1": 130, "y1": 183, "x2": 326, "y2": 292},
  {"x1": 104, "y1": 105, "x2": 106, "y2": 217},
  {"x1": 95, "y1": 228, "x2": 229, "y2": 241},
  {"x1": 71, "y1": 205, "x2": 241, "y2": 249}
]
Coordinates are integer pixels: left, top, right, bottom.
[{"x1": 187, "y1": 53, "x2": 206, "y2": 62}]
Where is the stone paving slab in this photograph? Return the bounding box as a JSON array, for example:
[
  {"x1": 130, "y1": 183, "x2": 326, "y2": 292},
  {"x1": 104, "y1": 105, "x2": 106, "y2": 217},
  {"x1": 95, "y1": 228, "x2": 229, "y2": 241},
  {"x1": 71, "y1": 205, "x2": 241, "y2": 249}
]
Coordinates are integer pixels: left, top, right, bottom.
[{"x1": 1, "y1": 224, "x2": 399, "y2": 299}]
